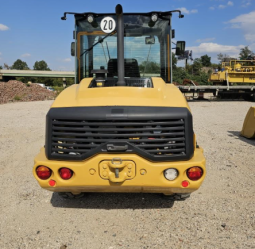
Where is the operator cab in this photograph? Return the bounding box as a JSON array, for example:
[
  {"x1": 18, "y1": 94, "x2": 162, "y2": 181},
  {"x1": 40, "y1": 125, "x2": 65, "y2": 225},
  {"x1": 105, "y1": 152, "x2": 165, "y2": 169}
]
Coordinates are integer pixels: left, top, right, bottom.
[{"x1": 66, "y1": 8, "x2": 185, "y2": 86}]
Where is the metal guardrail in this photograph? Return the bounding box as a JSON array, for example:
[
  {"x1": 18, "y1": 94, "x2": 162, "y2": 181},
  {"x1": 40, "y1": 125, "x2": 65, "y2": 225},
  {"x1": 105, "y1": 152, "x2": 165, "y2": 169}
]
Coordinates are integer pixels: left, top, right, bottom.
[
  {"x1": 178, "y1": 85, "x2": 255, "y2": 90},
  {"x1": 0, "y1": 70, "x2": 75, "y2": 78},
  {"x1": 177, "y1": 85, "x2": 255, "y2": 97}
]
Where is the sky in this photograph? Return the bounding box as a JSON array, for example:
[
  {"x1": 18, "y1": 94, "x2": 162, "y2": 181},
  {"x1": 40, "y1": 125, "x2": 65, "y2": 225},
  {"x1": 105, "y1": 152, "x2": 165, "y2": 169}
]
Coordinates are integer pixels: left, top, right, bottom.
[{"x1": 0, "y1": 0, "x2": 255, "y2": 71}]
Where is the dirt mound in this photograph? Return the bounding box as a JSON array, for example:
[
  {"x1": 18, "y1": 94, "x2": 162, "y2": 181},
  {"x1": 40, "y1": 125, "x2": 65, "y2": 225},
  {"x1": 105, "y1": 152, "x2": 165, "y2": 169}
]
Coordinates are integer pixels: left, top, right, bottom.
[{"x1": 0, "y1": 80, "x2": 56, "y2": 104}]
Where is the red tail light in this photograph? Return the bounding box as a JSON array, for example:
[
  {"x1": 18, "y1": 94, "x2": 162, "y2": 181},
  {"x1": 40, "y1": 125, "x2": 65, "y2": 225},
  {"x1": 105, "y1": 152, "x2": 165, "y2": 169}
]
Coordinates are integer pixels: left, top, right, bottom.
[
  {"x1": 59, "y1": 168, "x2": 73, "y2": 180},
  {"x1": 36, "y1": 166, "x2": 52, "y2": 180},
  {"x1": 49, "y1": 179, "x2": 56, "y2": 187},
  {"x1": 187, "y1": 167, "x2": 203, "y2": 181},
  {"x1": 182, "y1": 180, "x2": 189, "y2": 187}
]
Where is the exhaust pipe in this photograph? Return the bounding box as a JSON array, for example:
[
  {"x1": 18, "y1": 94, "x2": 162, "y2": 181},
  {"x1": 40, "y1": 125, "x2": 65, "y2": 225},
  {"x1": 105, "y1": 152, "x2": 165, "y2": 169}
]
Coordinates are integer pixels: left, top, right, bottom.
[{"x1": 116, "y1": 4, "x2": 126, "y2": 86}]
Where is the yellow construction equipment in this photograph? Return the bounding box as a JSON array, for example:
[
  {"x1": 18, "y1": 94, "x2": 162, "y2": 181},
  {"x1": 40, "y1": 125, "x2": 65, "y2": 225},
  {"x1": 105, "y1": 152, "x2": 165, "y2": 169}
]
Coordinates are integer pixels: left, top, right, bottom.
[
  {"x1": 33, "y1": 4, "x2": 206, "y2": 201},
  {"x1": 209, "y1": 59, "x2": 255, "y2": 85},
  {"x1": 206, "y1": 59, "x2": 255, "y2": 100},
  {"x1": 241, "y1": 107, "x2": 255, "y2": 138}
]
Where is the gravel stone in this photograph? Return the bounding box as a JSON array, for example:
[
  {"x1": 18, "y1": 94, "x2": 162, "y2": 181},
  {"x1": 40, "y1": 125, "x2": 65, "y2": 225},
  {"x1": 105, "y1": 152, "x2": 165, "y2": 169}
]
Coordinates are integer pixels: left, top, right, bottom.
[
  {"x1": 0, "y1": 80, "x2": 56, "y2": 104},
  {"x1": 0, "y1": 100, "x2": 254, "y2": 249}
]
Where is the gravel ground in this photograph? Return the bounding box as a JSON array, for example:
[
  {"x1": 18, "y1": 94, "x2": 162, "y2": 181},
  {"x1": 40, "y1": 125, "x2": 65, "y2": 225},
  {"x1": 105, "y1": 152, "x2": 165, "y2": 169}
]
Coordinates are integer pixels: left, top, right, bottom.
[{"x1": 0, "y1": 100, "x2": 255, "y2": 249}]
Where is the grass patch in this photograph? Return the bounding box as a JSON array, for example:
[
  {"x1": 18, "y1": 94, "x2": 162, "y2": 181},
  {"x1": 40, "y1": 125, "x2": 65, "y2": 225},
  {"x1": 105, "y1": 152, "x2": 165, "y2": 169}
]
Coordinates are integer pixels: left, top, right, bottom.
[
  {"x1": 53, "y1": 86, "x2": 65, "y2": 96},
  {"x1": 14, "y1": 95, "x2": 22, "y2": 101}
]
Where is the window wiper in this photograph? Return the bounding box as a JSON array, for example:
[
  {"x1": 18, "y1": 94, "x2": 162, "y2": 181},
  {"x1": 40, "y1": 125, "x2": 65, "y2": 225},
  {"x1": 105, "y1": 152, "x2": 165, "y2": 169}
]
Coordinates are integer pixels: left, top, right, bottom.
[{"x1": 79, "y1": 31, "x2": 116, "y2": 58}]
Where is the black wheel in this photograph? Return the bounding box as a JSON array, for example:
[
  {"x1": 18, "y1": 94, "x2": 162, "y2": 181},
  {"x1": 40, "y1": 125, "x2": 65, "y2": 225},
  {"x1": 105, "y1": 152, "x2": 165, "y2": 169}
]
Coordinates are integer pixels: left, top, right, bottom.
[
  {"x1": 57, "y1": 192, "x2": 85, "y2": 199},
  {"x1": 162, "y1": 193, "x2": 190, "y2": 201}
]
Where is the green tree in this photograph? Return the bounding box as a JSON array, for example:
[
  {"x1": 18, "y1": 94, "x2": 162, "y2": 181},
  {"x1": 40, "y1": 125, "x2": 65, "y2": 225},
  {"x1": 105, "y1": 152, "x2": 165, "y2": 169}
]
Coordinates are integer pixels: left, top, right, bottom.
[
  {"x1": 239, "y1": 46, "x2": 254, "y2": 60},
  {"x1": 172, "y1": 52, "x2": 178, "y2": 69},
  {"x1": 140, "y1": 61, "x2": 161, "y2": 74},
  {"x1": 211, "y1": 63, "x2": 222, "y2": 71},
  {"x1": 198, "y1": 71, "x2": 210, "y2": 85},
  {"x1": 192, "y1": 58, "x2": 203, "y2": 75},
  {"x1": 4, "y1": 63, "x2": 11, "y2": 70},
  {"x1": 33, "y1": 60, "x2": 51, "y2": 71},
  {"x1": 33, "y1": 60, "x2": 52, "y2": 85},
  {"x1": 217, "y1": 53, "x2": 230, "y2": 63},
  {"x1": 0, "y1": 65, "x2": 2, "y2": 69},
  {"x1": 173, "y1": 66, "x2": 212, "y2": 85},
  {"x1": 200, "y1": 54, "x2": 211, "y2": 67},
  {"x1": 12, "y1": 59, "x2": 29, "y2": 70},
  {"x1": 173, "y1": 67, "x2": 190, "y2": 84}
]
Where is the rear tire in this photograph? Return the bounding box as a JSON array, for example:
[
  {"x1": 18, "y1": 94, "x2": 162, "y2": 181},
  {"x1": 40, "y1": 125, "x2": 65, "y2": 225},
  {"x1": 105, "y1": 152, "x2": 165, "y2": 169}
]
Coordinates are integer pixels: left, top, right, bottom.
[
  {"x1": 162, "y1": 193, "x2": 190, "y2": 201},
  {"x1": 57, "y1": 192, "x2": 85, "y2": 199}
]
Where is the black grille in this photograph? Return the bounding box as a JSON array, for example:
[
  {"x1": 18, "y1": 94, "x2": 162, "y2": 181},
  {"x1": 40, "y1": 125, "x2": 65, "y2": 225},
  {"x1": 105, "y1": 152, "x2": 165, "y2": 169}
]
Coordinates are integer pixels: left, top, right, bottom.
[{"x1": 45, "y1": 106, "x2": 194, "y2": 162}]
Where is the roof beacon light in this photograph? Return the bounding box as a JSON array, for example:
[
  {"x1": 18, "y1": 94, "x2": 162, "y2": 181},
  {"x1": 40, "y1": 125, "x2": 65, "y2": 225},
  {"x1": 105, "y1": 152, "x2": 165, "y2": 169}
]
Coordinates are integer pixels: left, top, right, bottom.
[
  {"x1": 151, "y1": 13, "x2": 158, "y2": 22},
  {"x1": 87, "y1": 15, "x2": 94, "y2": 23}
]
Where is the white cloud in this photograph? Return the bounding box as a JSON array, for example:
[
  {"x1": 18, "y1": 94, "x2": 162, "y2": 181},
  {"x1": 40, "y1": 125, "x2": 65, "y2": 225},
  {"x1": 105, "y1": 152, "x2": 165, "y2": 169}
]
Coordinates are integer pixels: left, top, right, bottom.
[
  {"x1": 0, "y1": 24, "x2": 9, "y2": 31},
  {"x1": 21, "y1": 53, "x2": 31, "y2": 57},
  {"x1": 63, "y1": 58, "x2": 72, "y2": 62},
  {"x1": 231, "y1": 24, "x2": 242, "y2": 29},
  {"x1": 177, "y1": 7, "x2": 198, "y2": 14},
  {"x1": 245, "y1": 34, "x2": 255, "y2": 42},
  {"x1": 187, "y1": 43, "x2": 243, "y2": 55},
  {"x1": 242, "y1": 0, "x2": 251, "y2": 7},
  {"x1": 190, "y1": 9, "x2": 198, "y2": 14},
  {"x1": 228, "y1": 11, "x2": 255, "y2": 42},
  {"x1": 219, "y1": 4, "x2": 226, "y2": 9},
  {"x1": 209, "y1": 7, "x2": 215, "y2": 10},
  {"x1": 218, "y1": 2, "x2": 233, "y2": 9},
  {"x1": 196, "y1": 38, "x2": 215, "y2": 43},
  {"x1": 229, "y1": 11, "x2": 255, "y2": 25},
  {"x1": 187, "y1": 43, "x2": 244, "y2": 61},
  {"x1": 178, "y1": 7, "x2": 189, "y2": 14}
]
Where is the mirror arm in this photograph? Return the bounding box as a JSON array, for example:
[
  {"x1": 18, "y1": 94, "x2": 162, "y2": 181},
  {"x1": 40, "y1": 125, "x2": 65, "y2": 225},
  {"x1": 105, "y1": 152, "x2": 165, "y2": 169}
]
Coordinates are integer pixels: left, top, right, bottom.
[
  {"x1": 168, "y1": 10, "x2": 184, "y2": 19},
  {"x1": 61, "y1": 12, "x2": 83, "y2": 20}
]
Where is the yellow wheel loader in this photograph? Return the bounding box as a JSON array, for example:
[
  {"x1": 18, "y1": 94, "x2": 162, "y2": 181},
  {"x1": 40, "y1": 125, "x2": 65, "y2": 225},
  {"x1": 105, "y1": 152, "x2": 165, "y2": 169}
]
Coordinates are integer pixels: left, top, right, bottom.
[{"x1": 33, "y1": 4, "x2": 206, "y2": 201}]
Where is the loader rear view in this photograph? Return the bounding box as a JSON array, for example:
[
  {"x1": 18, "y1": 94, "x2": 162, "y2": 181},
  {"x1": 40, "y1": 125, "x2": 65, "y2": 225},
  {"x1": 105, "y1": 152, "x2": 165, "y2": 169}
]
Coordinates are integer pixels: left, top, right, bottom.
[{"x1": 33, "y1": 4, "x2": 206, "y2": 201}]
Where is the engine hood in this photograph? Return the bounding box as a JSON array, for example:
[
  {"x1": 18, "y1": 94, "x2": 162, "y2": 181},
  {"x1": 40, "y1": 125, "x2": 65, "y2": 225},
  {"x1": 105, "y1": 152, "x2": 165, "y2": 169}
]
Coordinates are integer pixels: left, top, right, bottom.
[{"x1": 51, "y1": 77, "x2": 190, "y2": 110}]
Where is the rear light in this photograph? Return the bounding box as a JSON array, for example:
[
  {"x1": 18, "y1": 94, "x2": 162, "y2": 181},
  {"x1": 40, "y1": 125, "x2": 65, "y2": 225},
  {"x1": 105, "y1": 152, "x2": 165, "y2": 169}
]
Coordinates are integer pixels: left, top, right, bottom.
[
  {"x1": 59, "y1": 168, "x2": 73, "y2": 180},
  {"x1": 49, "y1": 179, "x2": 56, "y2": 187},
  {"x1": 182, "y1": 180, "x2": 189, "y2": 187},
  {"x1": 187, "y1": 167, "x2": 203, "y2": 181},
  {"x1": 36, "y1": 166, "x2": 52, "y2": 180},
  {"x1": 164, "y1": 168, "x2": 178, "y2": 181}
]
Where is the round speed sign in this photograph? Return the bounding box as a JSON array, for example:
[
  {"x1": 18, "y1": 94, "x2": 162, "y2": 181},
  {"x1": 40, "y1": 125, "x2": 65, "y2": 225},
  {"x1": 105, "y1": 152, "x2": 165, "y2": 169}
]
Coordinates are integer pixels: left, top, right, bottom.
[{"x1": 100, "y1": 17, "x2": 116, "y2": 33}]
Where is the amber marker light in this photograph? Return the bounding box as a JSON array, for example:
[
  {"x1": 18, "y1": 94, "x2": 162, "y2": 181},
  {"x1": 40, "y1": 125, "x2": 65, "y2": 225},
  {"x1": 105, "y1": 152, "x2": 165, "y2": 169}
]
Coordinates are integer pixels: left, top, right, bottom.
[
  {"x1": 187, "y1": 167, "x2": 203, "y2": 181},
  {"x1": 36, "y1": 166, "x2": 52, "y2": 180}
]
